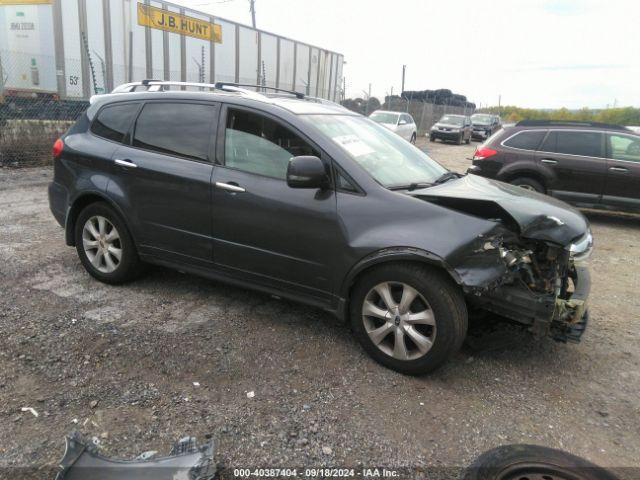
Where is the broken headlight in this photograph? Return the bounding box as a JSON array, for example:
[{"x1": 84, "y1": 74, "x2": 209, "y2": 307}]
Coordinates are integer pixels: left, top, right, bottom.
[{"x1": 567, "y1": 230, "x2": 593, "y2": 262}]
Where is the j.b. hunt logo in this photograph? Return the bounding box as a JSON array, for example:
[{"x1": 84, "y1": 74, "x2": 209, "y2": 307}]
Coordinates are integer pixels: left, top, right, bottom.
[{"x1": 137, "y1": 3, "x2": 222, "y2": 43}]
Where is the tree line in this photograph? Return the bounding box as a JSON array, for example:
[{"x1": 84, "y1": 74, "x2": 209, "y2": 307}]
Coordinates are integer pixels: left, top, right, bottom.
[{"x1": 478, "y1": 106, "x2": 640, "y2": 125}]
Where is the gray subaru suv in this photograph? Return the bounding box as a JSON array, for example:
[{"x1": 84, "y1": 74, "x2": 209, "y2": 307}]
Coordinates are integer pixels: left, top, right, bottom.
[{"x1": 49, "y1": 81, "x2": 593, "y2": 375}]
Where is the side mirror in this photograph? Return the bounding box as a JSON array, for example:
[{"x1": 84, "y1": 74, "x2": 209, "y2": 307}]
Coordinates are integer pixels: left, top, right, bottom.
[{"x1": 287, "y1": 156, "x2": 329, "y2": 189}]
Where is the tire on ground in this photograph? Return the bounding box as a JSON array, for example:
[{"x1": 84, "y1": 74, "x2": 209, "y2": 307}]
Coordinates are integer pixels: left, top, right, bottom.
[
  {"x1": 463, "y1": 444, "x2": 620, "y2": 480},
  {"x1": 74, "y1": 201, "x2": 143, "y2": 285},
  {"x1": 350, "y1": 262, "x2": 468, "y2": 375}
]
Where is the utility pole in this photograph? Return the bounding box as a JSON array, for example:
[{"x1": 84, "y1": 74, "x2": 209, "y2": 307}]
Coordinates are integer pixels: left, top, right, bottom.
[
  {"x1": 498, "y1": 94, "x2": 501, "y2": 116},
  {"x1": 249, "y1": 0, "x2": 256, "y2": 28},
  {"x1": 401, "y1": 64, "x2": 406, "y2": 94}
]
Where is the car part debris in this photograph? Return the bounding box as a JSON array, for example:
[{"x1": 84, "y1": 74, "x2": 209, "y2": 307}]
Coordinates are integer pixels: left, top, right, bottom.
[
  {"x1": 21, "y1": 407, "x2": 39, "y2": 417},
  {"x1": 55, "y1": 432, "x2": 216, "y2": 480}
]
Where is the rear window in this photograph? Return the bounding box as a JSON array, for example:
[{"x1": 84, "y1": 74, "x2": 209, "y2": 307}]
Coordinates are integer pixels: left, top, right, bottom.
[
  {"x1": 91, "y1": 103, "x2": 140, "y2": 143},
  {"x1": 503, "y1": 130, "x2": 547, "y2": 151},
  {"x1": 132, "y1": 102, "x2": 216, "y2": 161},
  {"x1": 541, "y1": 131, "x2": 603, "y2": 157}
]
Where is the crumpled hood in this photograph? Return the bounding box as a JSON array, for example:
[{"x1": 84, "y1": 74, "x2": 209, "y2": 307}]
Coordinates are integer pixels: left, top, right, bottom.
[{"x1": 409, "y1": 174, "x2": 589, "y2": 246}]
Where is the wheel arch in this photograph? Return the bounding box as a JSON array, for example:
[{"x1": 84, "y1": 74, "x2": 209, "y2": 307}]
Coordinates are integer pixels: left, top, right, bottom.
[
  {"x1": 337, "y1": 248, "x2": 462, "y2": 321},
  {"x1": 65, "y1": 192, "x2": 134, "y2": 247},
  {"x1": 498, "y1": 167, "x2": 549, "y2": 190}
]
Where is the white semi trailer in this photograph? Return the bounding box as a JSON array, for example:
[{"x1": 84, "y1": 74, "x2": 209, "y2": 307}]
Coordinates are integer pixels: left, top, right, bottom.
[{"x1": 0, "y1": 0, "x2": 344, "y2": 101}]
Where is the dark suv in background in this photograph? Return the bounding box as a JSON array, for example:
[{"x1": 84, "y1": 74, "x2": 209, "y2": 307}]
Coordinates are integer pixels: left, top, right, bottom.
[
  {"x1": 469, "y1": 120, "x2": 640, "y2": 213},
  {"x1": 470, "y1": 113, "x2": 501, "y2": 141},
  {"x1": 429, "y1": 114, "x2": 472, "y2": 144}
]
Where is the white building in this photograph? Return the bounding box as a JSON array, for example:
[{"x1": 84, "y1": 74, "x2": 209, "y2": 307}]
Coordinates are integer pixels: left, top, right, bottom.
[{"x1": 0, "y1": 0, "x2": 344, "y2": 101}]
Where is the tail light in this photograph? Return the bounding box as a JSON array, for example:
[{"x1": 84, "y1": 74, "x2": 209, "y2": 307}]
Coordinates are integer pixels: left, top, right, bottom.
[
  {"x1": 473, "y1": 147, "x2": 497, "y2": 160},
  {"x1": 53, "y1": 138, "x2": 64, "y2": 158}
]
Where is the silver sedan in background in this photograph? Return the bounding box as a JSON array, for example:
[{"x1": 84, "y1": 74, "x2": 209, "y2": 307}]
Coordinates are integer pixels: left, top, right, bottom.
[{"x1": 369, "y1": 110, "x2": 418, "y2": 144}]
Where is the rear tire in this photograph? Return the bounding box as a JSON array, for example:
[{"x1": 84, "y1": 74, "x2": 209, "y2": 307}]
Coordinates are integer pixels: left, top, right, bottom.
[
  {"x1": 457, "y1": 133, "x2": 463, "y2": 145},
  {"x1": 429, "y1": 135, "x2": 435, "y2": 142},
  {"x1": 510, "y1": 176, "x2": 545, "y2": 193},
  {"x1": 463, "y1": 444, "x2": 620, "y2": 480},
  {"x1": 350, "y1": 263, "x2": 468, "y2": 375},
  {"x1": 74, "y1": 202, "x2": 143, "y2": 285}
]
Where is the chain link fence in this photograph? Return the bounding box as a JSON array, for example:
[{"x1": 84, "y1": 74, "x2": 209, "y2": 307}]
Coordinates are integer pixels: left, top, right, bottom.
[
  {"x1": 382, "y1": 97, "x2": 475, "y2": 137},
  {"x1": 1, "y1": 51, "x2": 88, "y2": 167}
]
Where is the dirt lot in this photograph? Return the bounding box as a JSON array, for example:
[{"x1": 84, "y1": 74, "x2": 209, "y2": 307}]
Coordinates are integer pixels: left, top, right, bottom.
[{"x1": 1, "y1": 140, "x2": 639, "y2": 478}]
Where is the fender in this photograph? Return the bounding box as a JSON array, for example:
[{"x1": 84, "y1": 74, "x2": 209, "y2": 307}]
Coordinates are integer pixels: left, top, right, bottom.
[
  {"x1": 339, "y1": 246, "x2": 460, "y2": 300},
  {"x1": 497, "y1": 161, "x2": 553, "y2": 185},
  {"x1": 64, "y1": 188, "x2": 135, "y2": 247}
]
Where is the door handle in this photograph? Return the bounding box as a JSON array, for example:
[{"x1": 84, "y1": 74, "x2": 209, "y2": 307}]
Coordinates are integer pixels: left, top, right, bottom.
[
  {"x1": 215, "y1": 181, "x2": 246, "y2": 193},
  {"x1": 114, "y1": 158, "x2": 138, "y2": 168},
  {"x1": 540, "y1": 158, "x2": 557, "y2": 165},
  {"x1": 609, "y1": 166, "x2": 628, "y2": 173}
]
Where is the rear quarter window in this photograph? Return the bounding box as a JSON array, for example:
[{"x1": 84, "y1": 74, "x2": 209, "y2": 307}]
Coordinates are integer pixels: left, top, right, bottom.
[
  {"x1": 502, "y1": 130, "x2": 547, "y2": 151},
  {"x1": 91, "y1": 102, "x2": 140, "y2": 143}
]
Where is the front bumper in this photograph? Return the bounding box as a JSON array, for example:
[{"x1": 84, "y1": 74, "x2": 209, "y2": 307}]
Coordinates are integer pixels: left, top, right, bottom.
[
  {"x1": 470, "y1": 266, "x2": 591, "y2": 342},
  {"x1": 471, "y1": 129, "x2": 490, "y2": 139},
  {"x1": 430, "y1": 129, "x2": 462, "y2": 140}
]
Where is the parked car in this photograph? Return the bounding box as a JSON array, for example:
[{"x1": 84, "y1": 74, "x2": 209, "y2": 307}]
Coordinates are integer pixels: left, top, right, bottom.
[
  {"x1": 369, "y1": 110, "x2": 417, "y2": 143},
  {"x1": 470, "y1": 113, "x2": 501, "y2": 141},
  {"x1": 49, "y1": 82, "x2": 592, "y2": 375},
  {"x1": 429, "y1": 114, "x2": 472, "y2": 144},
  {"x1": 468, "y1": 120, "x2": 640, "y2": 213}
]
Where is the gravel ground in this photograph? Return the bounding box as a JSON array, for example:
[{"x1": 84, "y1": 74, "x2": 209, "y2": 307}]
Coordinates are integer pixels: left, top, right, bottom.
[{"x1": 1, "y1": 140, "x2": 639, "y2": 478}]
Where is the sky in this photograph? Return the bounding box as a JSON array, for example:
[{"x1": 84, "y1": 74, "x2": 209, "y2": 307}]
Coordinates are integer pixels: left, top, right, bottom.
[{"x1": 173, "y1": 0, "x2": 640, "y2": 109}]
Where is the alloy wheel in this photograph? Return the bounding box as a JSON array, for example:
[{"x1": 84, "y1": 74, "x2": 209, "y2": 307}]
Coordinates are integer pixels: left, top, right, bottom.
[
  {"x1": 82, "y1": 215, "x2": 122, "y2": 273},
  {"x1": 517, "y1": 184, "x2": 536, "y2": 191},
  {"x1": 362, "y1": 282, "x2": 436, "y2": 361}
]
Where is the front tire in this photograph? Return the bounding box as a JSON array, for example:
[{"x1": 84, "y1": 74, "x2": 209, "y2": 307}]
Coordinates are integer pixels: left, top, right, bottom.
[
  {"x1": 75, "y1": 202, "x2": 142, "y2": 284},
  {"x1": 410, "y1": 133, "x2": 416, "y2": 144},
  {"x1": 350, "y1": 263, "x2": 468, "y2": 375}
]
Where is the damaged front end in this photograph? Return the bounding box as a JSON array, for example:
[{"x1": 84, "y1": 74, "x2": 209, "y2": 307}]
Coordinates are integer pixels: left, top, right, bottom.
[
  {"x1": 55, "y1": 432, "x2": 216, "y2": 480},
  {"x1": 411, "y1": 175, "x2": 593, "y2": 343},
  {"x1": 458, "y1": 231, "x2": 592, "y2": 343}
]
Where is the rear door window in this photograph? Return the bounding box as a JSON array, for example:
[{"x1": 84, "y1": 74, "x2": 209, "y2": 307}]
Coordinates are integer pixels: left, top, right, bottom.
[
  {"x1": 550, "y1": 131, "x2": 603, "y2": 157},
  {"x1": 223, "y1": 108, "x2": 319, "y2": 180},
  {"x1": 608, "y1": 133, "x2": 640, "y2": 163},
  {"x1": 132, "y1": 102, "x2": 217, "y2": 161},
  {"x1": 91, "y1": 102, "x2": 140, "y2": 143},
  {"x1": 503, "y1": 130, "x2": 547, "y2": 151}
]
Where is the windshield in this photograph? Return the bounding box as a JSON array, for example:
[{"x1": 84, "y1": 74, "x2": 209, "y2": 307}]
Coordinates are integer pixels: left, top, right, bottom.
[
  {"x1": 369, "y1": 111, "x2": 399, "y2": 125},
  {"x1": 471, "y1": 114, "x2": 493, "y2": 125},
  {"x1": 304, "y1": 115, "x2": 447, "y2": 188},
  {"x1": 439, "y1": 115, "x2": 464, "y2": 126}
]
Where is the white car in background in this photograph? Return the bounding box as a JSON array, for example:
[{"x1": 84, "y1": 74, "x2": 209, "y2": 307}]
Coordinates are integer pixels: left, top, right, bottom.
[{"x1": 369, "y1": 110, "x2": 418, "y2": 143}]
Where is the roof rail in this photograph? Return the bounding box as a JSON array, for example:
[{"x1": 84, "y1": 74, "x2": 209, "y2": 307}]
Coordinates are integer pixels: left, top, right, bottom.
[
  {"x1": 516, "y1": 119, "x2": 629, "y2": 131},
  {"x1": 110, "y1": 80, "x2": 268, "y2": 101},
  {"x1": 214, "y1": 82, "x2": 305, "y2": 99}
]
